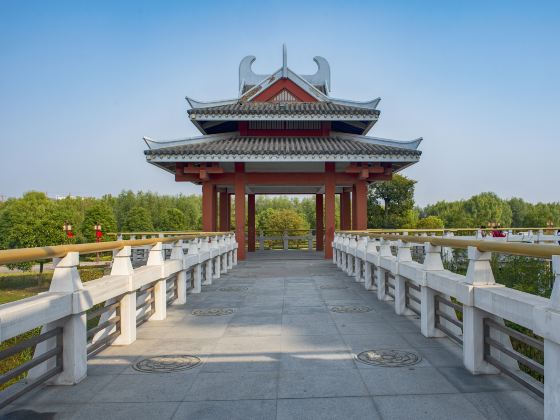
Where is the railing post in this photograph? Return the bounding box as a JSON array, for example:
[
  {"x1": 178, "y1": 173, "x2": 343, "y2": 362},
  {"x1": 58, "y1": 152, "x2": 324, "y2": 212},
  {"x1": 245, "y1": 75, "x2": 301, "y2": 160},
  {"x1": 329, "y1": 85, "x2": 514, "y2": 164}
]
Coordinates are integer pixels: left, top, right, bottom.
[
  {"x1": 441, "y1": 232, "x2": 454, "y2": 263},
  {"x1": 29, "y1": 252, "x2": 87, "y2": 385},
  {"x1": 259, "y1": 230, "x2": 264, "y2": 251},
  {"x1": 147, "y1": 241, "x2": 166, "y2": 321},
  {"x1": 420, "y1": 243, "x2": 446, "y2": 338},
  {"x1": 332, "y1": 233, "x2": 339, "y2": 264},
  {"x1": 171, "y1": 240, "x2": 187, "y2": 305},
  {"x1": 534, "y1": 256, "x2": 560, "y2": 419},
  {"x1": 232, "y1": 234, "x2": 238, "y2": 265},
  {"x1": 462, "y1": 246, "x2": 500, "y2": 374},
  {"x1": 111, "y1": 246, "x2": 137, "y2": 344},
  {"x1": 347, "y1": 235, "x2": 357, "y2": 276},
  {"x1": 355, "y1": 236, "x2": 367, "y2": 282},
  {"x1": 283, "y1": 230, "x2": 289, "y2": 250},
  {"x1": 220, "y1": 236, "x2": 228, "y2": 274},
  {"x1": 395, "y1": 240, "x2": 414, "y2": 315},
  {"x1": 226, "y1": 234, "x2": 234, "y2": 270},
  {"x1": 364, "y1": 238, "x2": 378, "y2": 291},
  {"x1": 188, "y1": 240, "x2": 202, "y2": 293},
  {"x1": 200, "y1": 237, "x2": 212, "y2": 285},
  {"x1": 308, "y1": 230, "x2": 313, "y2": 251},
  {"x1": 377, "y1": 239, "x2": 392, "y2": 301},
  {"x1": 212, "y1": 236, "x2": 221, "y2": 280}
]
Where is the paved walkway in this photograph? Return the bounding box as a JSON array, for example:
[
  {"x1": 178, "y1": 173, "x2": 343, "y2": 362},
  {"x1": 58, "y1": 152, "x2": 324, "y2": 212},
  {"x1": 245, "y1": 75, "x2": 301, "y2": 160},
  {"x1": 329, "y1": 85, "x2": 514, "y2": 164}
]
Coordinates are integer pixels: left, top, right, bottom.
[{"x1": 4, "y1": 256, "x2": 543, "y2": 419}]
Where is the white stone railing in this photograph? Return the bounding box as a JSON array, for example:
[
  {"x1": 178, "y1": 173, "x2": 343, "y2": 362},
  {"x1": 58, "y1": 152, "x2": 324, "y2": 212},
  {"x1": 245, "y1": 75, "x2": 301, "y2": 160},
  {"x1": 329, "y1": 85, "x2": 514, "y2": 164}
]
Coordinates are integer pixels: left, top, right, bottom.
[
  {"x1": 333, "y1": 232, "x2": 560, "y2": 419},
  {"x1": 0, "y1": 233, "x2": 238, "y2": 407}
]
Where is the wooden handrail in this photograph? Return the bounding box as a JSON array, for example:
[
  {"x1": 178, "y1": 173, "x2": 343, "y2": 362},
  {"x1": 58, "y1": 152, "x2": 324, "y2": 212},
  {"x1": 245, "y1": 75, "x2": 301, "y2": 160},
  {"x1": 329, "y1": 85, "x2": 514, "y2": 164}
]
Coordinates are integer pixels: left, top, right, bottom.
[
  {"x1": 338, "y1": 231, "x2": 560, "y2": 258},
  {"x1": 0, "y1": 233, "x2": 228, "y2": 265}
]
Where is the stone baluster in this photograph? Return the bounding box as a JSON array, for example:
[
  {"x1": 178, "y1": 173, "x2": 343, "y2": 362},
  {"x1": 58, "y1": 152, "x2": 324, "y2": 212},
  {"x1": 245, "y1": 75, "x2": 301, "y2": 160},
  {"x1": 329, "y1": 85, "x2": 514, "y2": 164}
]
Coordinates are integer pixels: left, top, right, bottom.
[
  {"x1": 355, "y1": 236, "x2": 368, "y2": 283},
  {"x1": 364, "y1": 238, "x2": 378, "y2": 291},
  {"x1": 420, "y1": 243, "x2": 445, "y2": 338},
  {"x1": 212, "y1": 236, "x2": 221, "y2": 280},
  {"x1": 347, "y1": 235, "x2": 357, "y2": 277},
  {"x1": 283, "y1": 230, "x2": 289, "y2": 250},
  {"x1": 220, "y1": 236, "x2": 228, "y2": 274},
  {"x1": 200, "y1": 237, "x2": 212, "y2": 285},
  {"x1": 259, "y1": 230, "x2": 265, "y2": 251},
  {"x1": 394, "y1": 240, "x2": 415, "y2": 316},
  {"x1": 171, "y1": 240, "x2": 187, "y2": 305},
  {"x1": 308, "y1": 230, "x2": 313, "y2": 251},
  {"x1": 111, "y1": 246, "x2": 137, "y2": 344},
  {"x1": 232, "y1": 234, "x2": 238, "y2": 266},
  {"x1": 377, "y1": 239, "x2": 393, "y2": 301},
  {"x1": 441, "y1": 231, "x2": 454, "y2": 264},
  {"x1": 461, "y1": 246, "x2": 500, "y2": 374},
  {"x1": 188, "y1": 239, "x2": 202, "y2": 293},
  {"x1": 147, "y1": 241, "x2": 166, "y2": 321}
]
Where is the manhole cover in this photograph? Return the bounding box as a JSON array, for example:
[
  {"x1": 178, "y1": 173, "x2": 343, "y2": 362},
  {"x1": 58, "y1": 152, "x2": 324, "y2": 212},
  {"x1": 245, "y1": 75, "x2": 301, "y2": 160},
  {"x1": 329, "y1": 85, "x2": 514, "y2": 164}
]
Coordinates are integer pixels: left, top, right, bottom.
[
  {"x1": 356, "y1": 349, "x2": 421, "y2": 367},
  {"x1": 218, "y1": 287, "x2": 248, "y2": 292},
  {"x1": 330, "y1": 305, "x2": 372, "y2": 313},
  {"x1": 133, "y1": 355, "x2": 201, "y2": 373},
  {"x1": 192, "y1": 308, "x2": 235, "y2": 316},
  {"x1": 320, "y1": 285, "x2": 348, "y2": 290}
]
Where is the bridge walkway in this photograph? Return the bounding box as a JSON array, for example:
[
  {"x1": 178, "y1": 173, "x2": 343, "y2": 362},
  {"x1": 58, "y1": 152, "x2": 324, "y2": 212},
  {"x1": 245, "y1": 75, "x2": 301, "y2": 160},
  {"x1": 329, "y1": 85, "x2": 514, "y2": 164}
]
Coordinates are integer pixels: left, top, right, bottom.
[{"x1": 4, "y1": 253, "x2": 543, "y2": 419}]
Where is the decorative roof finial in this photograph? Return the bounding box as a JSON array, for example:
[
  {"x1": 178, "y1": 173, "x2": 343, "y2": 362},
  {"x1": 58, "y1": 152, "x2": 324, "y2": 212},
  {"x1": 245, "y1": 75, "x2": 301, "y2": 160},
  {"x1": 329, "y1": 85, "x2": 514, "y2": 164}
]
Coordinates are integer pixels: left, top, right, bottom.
[{"x1": 282, "y1": 44, "x2": 288, "y2": 78}]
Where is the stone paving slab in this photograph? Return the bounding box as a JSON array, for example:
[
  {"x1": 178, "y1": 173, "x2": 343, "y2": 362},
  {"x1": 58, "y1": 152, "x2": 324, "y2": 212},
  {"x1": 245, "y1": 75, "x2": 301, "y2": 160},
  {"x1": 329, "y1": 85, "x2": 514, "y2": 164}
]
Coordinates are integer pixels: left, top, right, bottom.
[{"x1": 2, "y1": 255, "x2": 543, "y2": 419}]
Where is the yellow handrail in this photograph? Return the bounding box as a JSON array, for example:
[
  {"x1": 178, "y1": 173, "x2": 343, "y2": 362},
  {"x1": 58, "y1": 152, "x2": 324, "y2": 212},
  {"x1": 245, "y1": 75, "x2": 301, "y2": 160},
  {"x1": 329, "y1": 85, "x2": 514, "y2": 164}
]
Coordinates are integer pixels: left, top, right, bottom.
[
  {"x1": 0, "y1": 233, "x2": 228, "y2": 265},
  {"x1": 338, "y1": 231, "x2": 560, "y2": 259}
]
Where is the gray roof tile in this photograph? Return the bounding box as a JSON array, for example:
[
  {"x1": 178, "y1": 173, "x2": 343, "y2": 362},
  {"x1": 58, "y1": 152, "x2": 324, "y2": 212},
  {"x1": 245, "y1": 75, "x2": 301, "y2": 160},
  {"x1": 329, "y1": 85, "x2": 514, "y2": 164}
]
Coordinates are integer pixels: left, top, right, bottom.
[
  {"x1": 145, "y1": 136, "x2": 421, "y2": 158},
  {"x1": 188, "y1": 102, "x2": 379, "y2": 118}
]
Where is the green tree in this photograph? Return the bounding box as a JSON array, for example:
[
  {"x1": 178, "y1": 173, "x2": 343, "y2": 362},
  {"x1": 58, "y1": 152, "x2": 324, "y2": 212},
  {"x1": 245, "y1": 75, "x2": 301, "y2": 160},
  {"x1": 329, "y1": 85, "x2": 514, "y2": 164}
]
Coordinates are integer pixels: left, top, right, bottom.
[
  {"x1": 416, "y1": 216, "x2": 445, "y2": 229},
  {"x1": 0, "y1": 192, "x2": 70, "y2": 270},
  {"x1": 508, "y1": 198, "x2": 530, "y2": 227},
  {"x1": 160, "y1": 208, "x2": 186, "y2": 231},
  {"x1": 368, "y1": 175, "x2": 416, "y2": 228},
  {"x1": 423, "y1": 200, "x2": 472, "y2": 227},
  {"x1": 463, "y1": 192, "x2": 512, "y2": 227},
  {"x1": 256, "y1": 208, "x2": 310, "y2": 232},
  {"x1": 81, "y1": 201, "x2": 117, "y2": 242},
  {"x1": 123, "y1": 207, "x2": 154, "y2": 232}
]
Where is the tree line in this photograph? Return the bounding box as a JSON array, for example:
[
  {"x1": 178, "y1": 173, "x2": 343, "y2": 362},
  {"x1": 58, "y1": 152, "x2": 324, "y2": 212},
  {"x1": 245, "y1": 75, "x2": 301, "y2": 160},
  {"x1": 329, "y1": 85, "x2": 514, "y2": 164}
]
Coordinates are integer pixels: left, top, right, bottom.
[{"x1": 1, "y1": 179, "x2": 558, "y2": 253}]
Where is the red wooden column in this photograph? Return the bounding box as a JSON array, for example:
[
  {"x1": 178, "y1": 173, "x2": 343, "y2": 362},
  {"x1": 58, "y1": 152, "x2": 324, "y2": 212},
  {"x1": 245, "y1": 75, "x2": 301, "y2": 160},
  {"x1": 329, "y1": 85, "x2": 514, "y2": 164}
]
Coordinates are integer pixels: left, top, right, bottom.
[
  {"x1": 211, "y1": 187, "x2": 217, "y2": 231},
  {"x1": 354, "y1": 180, "x2": 368, "y2": 230},
  {"x1": 351, "y1": 184, "x2": 358, "y2": 230},
  {"x1": 248, "y1": 194, "x2": 256, "y2": 252},
  {"x1": 235, "y1": 163, "x2": 246, "y2": 260},
  {"x1": 315, "y1": 194, "x2": 324, "y2": 251},
  {"x1": 340, "y1": 190, "x2": 351, "y2": 230},
  {"x1": 219, "y1": 191, "x2": 229, "y2": 232},
  {"x1": 202, "y1": 182, "x2": 215, "y2": 232},
  {"x1": 324, "y1": 163, "x2": 335, "y2": 259}
]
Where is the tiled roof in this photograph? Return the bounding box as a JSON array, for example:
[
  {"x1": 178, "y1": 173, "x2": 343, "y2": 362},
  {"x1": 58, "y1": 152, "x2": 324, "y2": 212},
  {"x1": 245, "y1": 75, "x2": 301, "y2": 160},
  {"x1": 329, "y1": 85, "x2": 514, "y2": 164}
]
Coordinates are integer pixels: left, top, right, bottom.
[
  {"x1": 188, "y1": 102, "x2": 379, "y2": 119},
  {"x1": 145, "y1": 136, "x2": 421, "y2": 158}
]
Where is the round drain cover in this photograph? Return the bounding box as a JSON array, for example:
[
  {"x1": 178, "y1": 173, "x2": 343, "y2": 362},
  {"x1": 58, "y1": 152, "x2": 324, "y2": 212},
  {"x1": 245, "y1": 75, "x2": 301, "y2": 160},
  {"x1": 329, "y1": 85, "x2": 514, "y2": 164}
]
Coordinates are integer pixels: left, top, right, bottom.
[
  {"x1": 330, "y1": 305, "x2": 372, "y2": 313},
  {"x1": 133, "y1": 355, "x2": 201, "y2": 373},
  {"x1": 218, "y1": 287, "x2": 248, "y2": 292},
  {"x1": 356, "y1": 349, "x2": 421, "y2": 367},
  {"x1": 192, "y1": 308, "x2": 235, "y2": 316}
]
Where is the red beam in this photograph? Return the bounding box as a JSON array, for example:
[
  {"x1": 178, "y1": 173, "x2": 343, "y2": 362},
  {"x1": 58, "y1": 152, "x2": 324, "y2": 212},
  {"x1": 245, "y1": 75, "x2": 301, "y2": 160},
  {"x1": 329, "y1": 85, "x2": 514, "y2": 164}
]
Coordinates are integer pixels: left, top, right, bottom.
[{"x1": 175, "y1": 172, "x2": 393, "y2": 184}]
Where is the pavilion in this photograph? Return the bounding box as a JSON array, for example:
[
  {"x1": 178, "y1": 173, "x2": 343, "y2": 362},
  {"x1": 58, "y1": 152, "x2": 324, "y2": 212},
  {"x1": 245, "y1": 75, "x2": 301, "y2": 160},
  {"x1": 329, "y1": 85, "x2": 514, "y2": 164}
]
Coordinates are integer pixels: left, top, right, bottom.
[{"x1": 144, "y1": 46, "x2": 422, "y2": 260}]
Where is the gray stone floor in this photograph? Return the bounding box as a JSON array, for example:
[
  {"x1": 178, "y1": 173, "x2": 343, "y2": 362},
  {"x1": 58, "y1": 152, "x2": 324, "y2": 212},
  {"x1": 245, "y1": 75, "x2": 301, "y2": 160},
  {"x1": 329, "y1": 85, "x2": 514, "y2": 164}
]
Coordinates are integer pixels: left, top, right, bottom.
[{"x1": 3, "y1": 255, "x2": 544, "y2": 419}]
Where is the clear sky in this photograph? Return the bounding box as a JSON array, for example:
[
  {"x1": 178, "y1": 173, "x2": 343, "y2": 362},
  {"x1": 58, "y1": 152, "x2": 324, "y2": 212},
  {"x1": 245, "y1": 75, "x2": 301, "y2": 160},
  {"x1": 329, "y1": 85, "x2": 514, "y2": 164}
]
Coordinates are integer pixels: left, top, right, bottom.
[{"x1": 1, "y1": 0, "x2": 558, "y2": 206}]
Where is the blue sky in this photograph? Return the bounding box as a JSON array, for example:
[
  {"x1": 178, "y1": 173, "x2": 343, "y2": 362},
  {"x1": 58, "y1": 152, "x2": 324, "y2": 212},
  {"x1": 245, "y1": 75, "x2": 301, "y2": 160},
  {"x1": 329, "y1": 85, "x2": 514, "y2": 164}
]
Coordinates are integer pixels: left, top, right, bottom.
[{"x1": 0, "y1": 0, "x2": 558, "y2": 206}]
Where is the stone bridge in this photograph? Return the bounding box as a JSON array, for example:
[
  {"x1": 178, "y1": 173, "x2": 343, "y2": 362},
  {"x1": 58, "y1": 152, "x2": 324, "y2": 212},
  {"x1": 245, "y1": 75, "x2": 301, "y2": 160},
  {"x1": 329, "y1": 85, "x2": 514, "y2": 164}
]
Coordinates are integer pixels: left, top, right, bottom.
[{"x1": 2, "y1": 246, "x2": 543, "y2": 420}]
